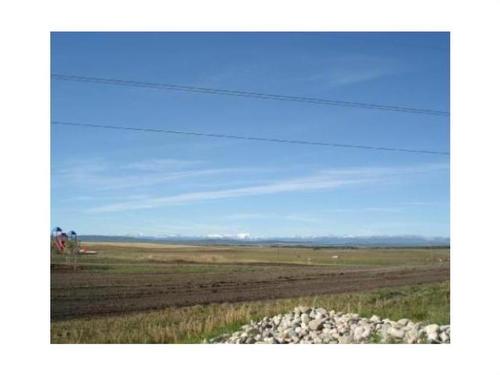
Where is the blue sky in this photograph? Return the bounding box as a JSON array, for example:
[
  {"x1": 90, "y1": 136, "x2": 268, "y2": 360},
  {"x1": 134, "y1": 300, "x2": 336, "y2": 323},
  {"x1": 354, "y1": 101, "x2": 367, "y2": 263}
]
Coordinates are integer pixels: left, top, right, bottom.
[{"x1": 51, "y1": 32, "x2": 449, "y2": 238}]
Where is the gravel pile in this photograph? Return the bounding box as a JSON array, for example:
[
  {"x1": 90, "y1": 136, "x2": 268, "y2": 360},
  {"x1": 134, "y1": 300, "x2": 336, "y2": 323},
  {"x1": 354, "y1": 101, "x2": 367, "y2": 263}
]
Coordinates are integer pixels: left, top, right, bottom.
[{"x1": 209, "y1": 306, "x2": 450, "y2": 344}]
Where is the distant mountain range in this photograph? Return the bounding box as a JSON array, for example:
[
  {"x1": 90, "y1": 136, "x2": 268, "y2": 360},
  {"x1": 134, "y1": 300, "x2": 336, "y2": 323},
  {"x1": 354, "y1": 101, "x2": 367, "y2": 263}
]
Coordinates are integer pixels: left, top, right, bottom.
[{"x1": 78, "y1": 234, "x2": 450, "y2": 247}]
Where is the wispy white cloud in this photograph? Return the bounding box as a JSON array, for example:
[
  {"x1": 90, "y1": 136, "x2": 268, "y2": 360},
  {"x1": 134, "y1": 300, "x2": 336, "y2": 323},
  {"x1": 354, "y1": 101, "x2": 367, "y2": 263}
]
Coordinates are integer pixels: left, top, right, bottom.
[
  {"x1": 305, "y1": 54, "x2": 407, "y2": 87},
  {"x1": 87, "y1": 172, "x2": 359, "y2": 213},
  {"x1": 53, "y1": 158, "x2": 255, "y2": 191},
  {"x1": 87, "y1": 162, "x2": 448, "y2": 213},
  {"x1": 123, "y1": 158, "x2": 202, "y2": 172},
  {"x1": 319, "y1": 162, "x2": 449, "y2": 178},
  {"x1": 59, "y1": 167, "x2": 238, "y2": 191},
  {"x1": 329, "y1": 207, "x2": 403, "y2": 214}
]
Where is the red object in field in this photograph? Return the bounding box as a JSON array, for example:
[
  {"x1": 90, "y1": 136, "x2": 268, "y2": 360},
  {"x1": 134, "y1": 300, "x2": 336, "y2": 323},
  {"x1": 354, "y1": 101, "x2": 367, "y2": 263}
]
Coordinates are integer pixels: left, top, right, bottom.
[
  {"x1": 51, "y1": 227, "x2": 97, "y2": 255},
  {"x1": 53, "y1": 233, "x2": 68, "y2": 253}
]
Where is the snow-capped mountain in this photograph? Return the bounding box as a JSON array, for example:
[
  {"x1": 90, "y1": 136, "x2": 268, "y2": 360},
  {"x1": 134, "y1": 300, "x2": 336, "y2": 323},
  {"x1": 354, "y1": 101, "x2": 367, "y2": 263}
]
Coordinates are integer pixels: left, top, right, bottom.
[{"x1": 79, "y1": 234, "x2": 449, "y2": 247}]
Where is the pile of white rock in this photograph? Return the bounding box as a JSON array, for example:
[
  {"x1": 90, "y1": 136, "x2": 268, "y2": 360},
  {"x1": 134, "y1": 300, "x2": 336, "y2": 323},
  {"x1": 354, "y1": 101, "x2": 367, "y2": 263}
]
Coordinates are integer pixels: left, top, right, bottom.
[{"x1": 209, "y1": 306, "x2": 450, "y2": 344}]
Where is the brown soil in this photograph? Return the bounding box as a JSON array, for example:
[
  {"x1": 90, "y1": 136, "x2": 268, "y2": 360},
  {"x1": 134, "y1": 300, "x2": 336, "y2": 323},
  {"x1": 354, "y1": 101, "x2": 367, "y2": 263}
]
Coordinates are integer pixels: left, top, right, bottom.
[{"x1": 51, "y1": 263, "x2": 449, "y2": 321}]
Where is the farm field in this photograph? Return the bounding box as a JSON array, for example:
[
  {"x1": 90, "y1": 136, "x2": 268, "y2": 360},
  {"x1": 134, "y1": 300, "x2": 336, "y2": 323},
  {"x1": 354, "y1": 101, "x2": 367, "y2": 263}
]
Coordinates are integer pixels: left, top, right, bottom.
[{"x1": 51, "y1": 242, "x2": 450, "y2": 343}]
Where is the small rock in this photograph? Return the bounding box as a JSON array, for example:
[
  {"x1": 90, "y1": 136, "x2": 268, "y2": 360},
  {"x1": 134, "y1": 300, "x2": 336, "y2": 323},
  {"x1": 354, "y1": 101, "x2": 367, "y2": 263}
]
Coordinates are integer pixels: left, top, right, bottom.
[
  {"x1": 397, "y1": 318, "x2": 410, "y2": 326},
  {"x1": 301, "y1": 313, "x2": 310, "y2": 324},
  {"x1": 388, "y1": 327, "x2": 405, "y2": 339},
  {"x1": 405, "y1": 329, "x2": 419, "y2": 344},
  {"x1": 425, "y1": 324, "x2": 440, "y2": 335},
  {"x1": 439, "y1": 332, "x2": 449, "y2": 342},
  {"x1": 337, "y1": 324, "x2": 349, "y2": 335},
  {"x1": 353, "y1": 326, "x2": 371, "y2": 342},
  {"x1": 298, "y1": 306, "x2": 311, "y2": 314},
  {"x1": 262, "y1": 330, "x2": 272, "y2": 338},
  {"x1": 316, "y1": 307, "x2": 328, "y2": 316},
  {"x1": 247, "y1": 327, "x2": 259, "y2": 335},
  {"x1": 308, "y1": 318, "x2": 325, "y2": 331},
  {"x1": 330, "y1": 328, "x2": 340, "y2": 339},
  {"x1": 263, "y1": 337, "x2": 277, "y2": 344},
  {"x1": 427, "y1": 332, "x2": 439, "y2": 342}
]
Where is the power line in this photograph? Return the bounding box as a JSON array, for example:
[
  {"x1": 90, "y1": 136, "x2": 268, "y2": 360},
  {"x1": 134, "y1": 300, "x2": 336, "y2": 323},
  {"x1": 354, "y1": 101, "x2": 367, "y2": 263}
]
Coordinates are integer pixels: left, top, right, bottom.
[
  {"x1": 52, "y1": 120, "x2": 450, "y2": 156},
  {"x1": 51, "y1": 74, "x2": 450, "y2": 117}
]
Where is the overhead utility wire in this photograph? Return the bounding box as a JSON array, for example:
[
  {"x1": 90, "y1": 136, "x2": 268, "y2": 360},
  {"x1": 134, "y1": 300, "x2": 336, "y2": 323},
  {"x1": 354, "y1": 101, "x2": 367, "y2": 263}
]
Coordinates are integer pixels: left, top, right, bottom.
[
  {"x1": 52, "y1": 121, "x2": 450, "y2": 156},
  {"x1": 52, "y1": 74, "x2": 450, "y2": 117}
]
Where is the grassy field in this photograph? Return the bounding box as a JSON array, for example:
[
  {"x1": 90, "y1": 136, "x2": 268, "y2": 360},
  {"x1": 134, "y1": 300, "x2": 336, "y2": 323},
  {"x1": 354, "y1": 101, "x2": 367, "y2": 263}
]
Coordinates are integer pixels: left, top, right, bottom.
[
  {"x1": 53, "y1": 241, "x2": 450, "y2": 270},
  {"x1": 51, "y1": 281, "x2": 449, "y2": 343},
  {"x1": 51, "y1": 242, "x2": 449, "y2": 343}
]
